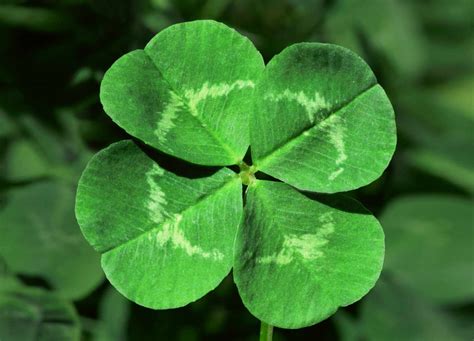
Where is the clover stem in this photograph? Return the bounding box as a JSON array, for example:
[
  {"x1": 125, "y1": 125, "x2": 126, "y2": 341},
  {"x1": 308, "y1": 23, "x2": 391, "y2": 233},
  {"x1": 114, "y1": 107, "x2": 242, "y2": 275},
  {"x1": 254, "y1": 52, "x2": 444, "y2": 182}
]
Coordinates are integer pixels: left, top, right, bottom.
[
  {"x1": 239, "y1": 161, "x2": 256, "y2": 186},
  {"x1": 259, "y1": 321, "x2": 273, "y2": 341}
]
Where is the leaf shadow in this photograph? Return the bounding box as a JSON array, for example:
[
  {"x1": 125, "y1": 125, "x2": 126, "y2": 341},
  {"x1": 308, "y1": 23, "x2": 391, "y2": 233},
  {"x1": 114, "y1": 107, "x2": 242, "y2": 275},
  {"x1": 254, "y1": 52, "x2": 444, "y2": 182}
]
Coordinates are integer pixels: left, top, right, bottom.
[
  {"x1": 17, "y1": 274, "x2": 53, "y2": 291},
  {"x1": 300, "y1": 191, "x2": 371, "y2": 215},
  {"x1": 134, "y1": 138, "x2": 239, "y2": 179}
]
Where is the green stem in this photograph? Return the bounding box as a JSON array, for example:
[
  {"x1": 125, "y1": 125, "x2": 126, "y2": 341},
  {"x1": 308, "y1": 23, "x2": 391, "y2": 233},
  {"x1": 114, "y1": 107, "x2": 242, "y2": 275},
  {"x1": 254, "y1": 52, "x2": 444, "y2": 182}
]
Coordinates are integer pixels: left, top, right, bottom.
[{"x1": 259, "y1": 321, "x2": 273, "y2": 341}]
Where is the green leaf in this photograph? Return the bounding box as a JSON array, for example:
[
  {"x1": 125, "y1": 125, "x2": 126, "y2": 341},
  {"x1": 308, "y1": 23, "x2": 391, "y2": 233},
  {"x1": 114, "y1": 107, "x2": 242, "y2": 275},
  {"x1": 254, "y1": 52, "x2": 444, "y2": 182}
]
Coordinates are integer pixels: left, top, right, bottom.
[
  {"x1": 95, "y1": 287, "x2": 130, "y2": 341},
  {"x1": 332, "y1": 310, "x2": 362, "y2": 341},
  {"x1": 4, "y1": 138, "x2": 50, "y2": 181},
  {"x1": 431, "y1": 77, "x2": 474, "y2": 117},
  {"x1": 0, "y1": 256, "x2": 14, "y2": 281},
  {"x1": 76, "y1": 140, "x2": 243, "y2": 308},
  {"x1": 0, "y1": 5, "x2": 71, "y2": 32},
  {"x1": 324, "y1": 0, "x2": 425, "y2": 79},
  {"x1": 233, "y1": 181, "x2": 384, "y2": 328},
  {"x1": 0, "y1": 181, "x2": 104, "y2": 300},
  {"x1": 0, "y1": 109, "x2": 16, "y2": 137},
  {"x1": 381, "y1": 195, "x2": 474, "y2": 305},
  {"x1": 2, "y1": 115, "x2": 91, "y2": 183},
  {"x1": 406, "y1": 141, "x2": 474, "y2": 193},
  {"x1": 251, "y1": 43, "x2": 396, "y2": 193},
  {"x1": 0, "y1": 282, "x2": 80, "y2": 341},
  {"x1": 397, "y1": 81, "x2": 474, "y2": 193},
  {"x1": 397, "y1": 84, "x2": 473, "y2": 145},
  {"x1": 360, "y1": 280, "x2": 464, "y2": 341},
  {"x1": 100, "y1": 20, "x2": 264, "y2": 166}
]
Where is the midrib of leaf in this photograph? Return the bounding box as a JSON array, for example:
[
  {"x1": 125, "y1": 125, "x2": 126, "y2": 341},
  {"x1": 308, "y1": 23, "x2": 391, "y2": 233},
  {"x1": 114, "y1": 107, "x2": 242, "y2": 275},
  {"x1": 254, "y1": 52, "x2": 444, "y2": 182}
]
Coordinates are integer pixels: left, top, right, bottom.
[
  {"x1": 101, "y1": 174, "x2": 240, "y2": 254},
  {"x1": 143, "y1": 50, "x2": 243, "y2": 164},
  {"x1": 254, "y1": 83, "x2": 378, "y2": 171}
]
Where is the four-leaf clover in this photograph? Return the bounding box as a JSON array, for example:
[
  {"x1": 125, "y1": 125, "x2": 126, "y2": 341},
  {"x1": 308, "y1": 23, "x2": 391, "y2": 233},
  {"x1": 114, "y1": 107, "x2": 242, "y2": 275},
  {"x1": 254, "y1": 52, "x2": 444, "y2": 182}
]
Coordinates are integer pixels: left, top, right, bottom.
[{"x1": 76, "y1": 20, "x2": 396, "y2": 329}]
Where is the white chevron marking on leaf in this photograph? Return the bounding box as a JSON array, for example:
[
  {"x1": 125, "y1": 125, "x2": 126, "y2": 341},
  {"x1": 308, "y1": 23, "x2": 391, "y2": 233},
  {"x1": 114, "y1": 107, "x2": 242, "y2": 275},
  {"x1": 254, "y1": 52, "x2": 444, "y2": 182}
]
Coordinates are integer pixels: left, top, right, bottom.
[
  {"x1": 156, "y1": 214, "x2": 224, "y2": 260},
  {"x1": 184, "y1": 80, "x2": 255, "y2": 116},
  {"x1": 154, "y1": 91, "x2": 185, "y2": 143},
  {"x1": 145, "y1": 164, "x2": 167, "y2": 224},
  {"x1": 318, "y1": 115, "x2": 347, "y2": 181},
  {"x1": 265, "y1": 89, "x2": 330, "y2": 123},
  {"x1": 257, "y1": 212, "x2": 335, "y2": 265}
]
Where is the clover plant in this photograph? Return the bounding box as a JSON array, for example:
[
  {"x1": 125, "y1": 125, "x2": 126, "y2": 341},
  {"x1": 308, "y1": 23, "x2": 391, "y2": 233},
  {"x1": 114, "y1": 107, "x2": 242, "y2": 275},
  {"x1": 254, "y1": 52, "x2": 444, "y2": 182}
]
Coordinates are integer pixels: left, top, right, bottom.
[
  {"x1": 75, "y1": 20, "x2": 396, "y2": 336},
  {"x1": 0, "y1": 261, "x2": 80, "y2": 340},
  {"x1": 0, "y1": 181, "x2": 103, "y2": 300}
]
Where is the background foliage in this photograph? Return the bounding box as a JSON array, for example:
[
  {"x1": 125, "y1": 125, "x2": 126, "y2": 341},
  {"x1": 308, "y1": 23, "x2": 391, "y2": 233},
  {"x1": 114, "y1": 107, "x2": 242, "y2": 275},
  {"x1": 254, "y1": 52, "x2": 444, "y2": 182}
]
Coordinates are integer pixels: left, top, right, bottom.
[{"x1": 0, "y1": 0, "x2": 472, "y2": 340}]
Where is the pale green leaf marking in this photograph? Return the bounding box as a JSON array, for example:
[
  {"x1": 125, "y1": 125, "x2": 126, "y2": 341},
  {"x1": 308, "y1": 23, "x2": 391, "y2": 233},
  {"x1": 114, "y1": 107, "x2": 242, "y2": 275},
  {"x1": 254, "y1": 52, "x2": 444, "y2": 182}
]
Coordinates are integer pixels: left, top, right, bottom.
[
  {"x1": 299, "y1": 114, "x2": 349, "y2": 181},
  {"x1": 154, "y1": 214, "x2": 224, "y2": 260},
  {"x1": 319, "y1": 115, "x2": 347, "y2": 181},
  {"x1": 184, "y1": 80, "x2": 255, "y2": 117},
  {"x1": 144, "y1": 163, "x2": 225, "y2": 260},
  {"x1": 153, "y1": 80, "x2": 255, "y2": 145},
  {"x1": 264, "y1": 89, "x2": 329, "y2": 123},
  {"x1": 145, "y1": 163, "x2": 167, "y2": 223},
  {"x1": 257, "y1": 212, "x2": 335, "y2": 265},
  {"x1": 154, "y1": 91, "x2": 184, "y2": 144}
]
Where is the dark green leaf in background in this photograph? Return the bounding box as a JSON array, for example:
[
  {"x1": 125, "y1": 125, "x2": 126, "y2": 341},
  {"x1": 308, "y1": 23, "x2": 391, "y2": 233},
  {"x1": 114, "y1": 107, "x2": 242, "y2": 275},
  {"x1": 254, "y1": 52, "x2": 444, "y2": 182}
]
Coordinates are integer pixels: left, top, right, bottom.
[
  {"x1": 94, "y1": 287, "x2": 130, "y2": 341},
  {"x1": 1, "y1": 115, "x2": 92, "y2": 184},
  {"x1": 332, "y1": 309, "x2": 362, "y2": 341},
  {"x1": 0, "y1": 109, "x2": 16, "y2": 138},
  {"x1": 3, "y1": 138, "x2": 50, "y2": 181},
  {"x1": 381, "y1": 195, "x2": 474, "y2": 305},
  {"x1": 0, "y1": 5, "x2": 72, "y2": 33},
  {"x1": 406, "y1": 141, "x2": 474, "y2": 194},
  {"x1": 360, "y1": 280, "x2": 465, "y2": 341},
  {"x1": 0, "y1": 279, "x2": 80, "y2": 341},
  {"x1": 324, "y1": 0, "x2": 425, "y2": 80},
  {"x1": 0, "y1": 181, "x2": 104, "y2": 300},
  {"x1": 398, "y1": 78, "x2": 474, "y2": 194}
]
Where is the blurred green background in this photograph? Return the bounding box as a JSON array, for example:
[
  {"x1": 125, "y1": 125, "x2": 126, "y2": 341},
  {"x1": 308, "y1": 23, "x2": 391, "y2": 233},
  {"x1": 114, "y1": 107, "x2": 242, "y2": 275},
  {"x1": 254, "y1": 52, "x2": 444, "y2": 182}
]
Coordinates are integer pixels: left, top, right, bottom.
[{"x1": 0, "y1": 0, "x2": 473, "y2": 340}]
